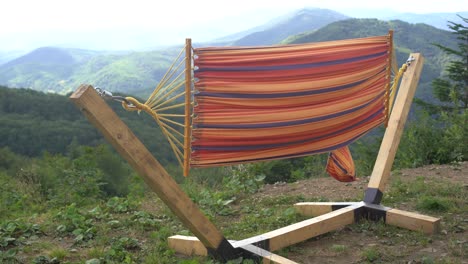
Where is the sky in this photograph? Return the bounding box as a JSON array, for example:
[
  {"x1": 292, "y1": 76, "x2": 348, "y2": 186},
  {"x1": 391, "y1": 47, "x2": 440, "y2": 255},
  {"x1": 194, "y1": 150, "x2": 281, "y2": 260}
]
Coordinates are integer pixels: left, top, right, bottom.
[{"x1": 1, "y1": 0, "x2": 467, "y2": 51}]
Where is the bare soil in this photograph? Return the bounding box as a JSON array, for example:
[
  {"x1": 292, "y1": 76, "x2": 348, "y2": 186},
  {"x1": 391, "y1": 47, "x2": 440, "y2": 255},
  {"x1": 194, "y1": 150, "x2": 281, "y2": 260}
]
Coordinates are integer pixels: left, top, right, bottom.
[{"x1": 253, "y1": 162, "x2": 467, "y2": 264}]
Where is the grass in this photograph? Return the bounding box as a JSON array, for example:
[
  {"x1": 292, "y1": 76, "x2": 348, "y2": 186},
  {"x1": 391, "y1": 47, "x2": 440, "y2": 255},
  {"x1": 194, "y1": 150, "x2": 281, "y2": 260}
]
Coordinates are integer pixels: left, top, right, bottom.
[
  {"x1": 361, "y1": 246, "x2": 380, "y2": 262},
  {"x1": 330, "y1": 244, "x2": 347, "y2": 253},
  {"x1": 0, "y1": 165, "x2": 466, "y2": 264},
  {"x1": 48, "y1": 247, "x2": 68, "y2": 260}
]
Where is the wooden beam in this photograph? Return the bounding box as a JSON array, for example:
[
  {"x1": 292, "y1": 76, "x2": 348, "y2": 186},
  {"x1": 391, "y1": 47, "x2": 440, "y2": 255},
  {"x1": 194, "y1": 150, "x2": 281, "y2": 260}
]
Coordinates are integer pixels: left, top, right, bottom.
[
  {"x1": 366, "y1": 53, "x2": 424, "y2": 200},
  {"x1": 70, "y1": 85, "x2": 235, "y2": 256},
  {"x1": 241, "y1": 244, "x2": 300, "y2": 264},
  {"x1": 386, "y1": 209, "x2": 440, "y2": 235},
  {"x1": 234, "y1": 204, "x2": 362, "y2": 251},
  {"x1": 294, "y1": 202, "x2": 357, "y2": 217},
  {"x1": 183, "y1": 38, "x2": 192, "y2": 177},
  {"x1": 168, "y1": 235, "x2": 208, "y2": 256},
  {"x1": 168, "y1": 235, "x2": 300, "y2": 264}
]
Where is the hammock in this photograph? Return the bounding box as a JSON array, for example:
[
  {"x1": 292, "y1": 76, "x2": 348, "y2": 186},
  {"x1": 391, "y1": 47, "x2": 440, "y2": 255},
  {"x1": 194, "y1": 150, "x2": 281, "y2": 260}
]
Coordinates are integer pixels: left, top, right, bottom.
[{"x1": 119, "y1": 32, "x2": 406, "y2": 182}]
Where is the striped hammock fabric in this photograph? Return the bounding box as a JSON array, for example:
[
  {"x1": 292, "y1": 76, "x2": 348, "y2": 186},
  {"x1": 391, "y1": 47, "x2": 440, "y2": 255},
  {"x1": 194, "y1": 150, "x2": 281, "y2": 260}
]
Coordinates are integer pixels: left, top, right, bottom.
[{"x1": 190, "y1": 34, "x2": 392, "y2": 181}]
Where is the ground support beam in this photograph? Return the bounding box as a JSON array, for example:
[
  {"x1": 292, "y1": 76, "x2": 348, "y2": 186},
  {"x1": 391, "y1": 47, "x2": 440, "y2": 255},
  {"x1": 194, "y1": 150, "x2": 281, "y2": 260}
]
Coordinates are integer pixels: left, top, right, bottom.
[{"x1": 294, "y1": 202, "x2": 440, "y2": 234}]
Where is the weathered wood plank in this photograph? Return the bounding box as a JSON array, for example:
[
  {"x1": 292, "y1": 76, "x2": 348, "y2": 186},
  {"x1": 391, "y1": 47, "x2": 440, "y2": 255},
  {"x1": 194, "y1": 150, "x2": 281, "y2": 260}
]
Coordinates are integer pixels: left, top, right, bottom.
[
  {"x1": 168, "y1": 235, "x2": 300, "y2": 264},
  {"x1": 168, "y1": 235, "x2": 208, "y2": 256},
  {"x1": 386, "y1": 208, "x2": 440, "y2": 234},
  {"x1": 70, "y1": 85, "x2": 228, "y2": 252},
  {"x1": 234, "y1": 204, "x2": 362, "y2": 251},
  {"x1": 294, "y1": 202, "x2": 357, "y2": 217}
]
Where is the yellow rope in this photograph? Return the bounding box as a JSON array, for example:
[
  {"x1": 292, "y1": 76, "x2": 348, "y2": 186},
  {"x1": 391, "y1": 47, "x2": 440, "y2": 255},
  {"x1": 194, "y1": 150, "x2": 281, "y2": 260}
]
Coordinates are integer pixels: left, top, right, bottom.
[
  {"x1": 145, "y1": 45, "x2": 186, "y2": 105},
  {"x1": 157, "y1": 102, "x2": 186, "y2": 112},
  {"x1": 160, "y1": 121, "x2": 185, "y2": 138},
  {"x1": 147, "y1": 73, "x2": 185, "y2": 109},
  {"x1": 119, "y1": 43, "x2": 192, "y2": 175},
  {"x1": 388, "y1": 63, "x2": 409, "y2": 113}
]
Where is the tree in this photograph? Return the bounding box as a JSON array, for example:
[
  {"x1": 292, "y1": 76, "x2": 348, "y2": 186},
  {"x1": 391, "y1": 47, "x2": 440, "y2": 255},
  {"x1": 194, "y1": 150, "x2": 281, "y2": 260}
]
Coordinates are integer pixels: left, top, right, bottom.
[{"x1": 432, "y1": 15, "x2": 468, "y2": 110}]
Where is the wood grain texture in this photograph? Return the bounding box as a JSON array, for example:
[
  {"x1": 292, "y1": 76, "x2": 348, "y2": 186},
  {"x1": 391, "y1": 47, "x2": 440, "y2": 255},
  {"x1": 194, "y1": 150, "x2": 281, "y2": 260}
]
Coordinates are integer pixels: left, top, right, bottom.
[
  {"x1": 387, "y1": 208, "x2": 440, "y2": 234},
  {"x1": 168, "y1": 235, "x2": 208, "y2": 256},
  {"x1": 70, "y1": 85, "x2": 224, "y2": 250},
  {"x1": 367, "y1": 53, "x2": 424, "y2": 191},
  {"x1": 294, "y1": 202, "x2": 356, "y2": 217},
  {"x1": 234, "y1": 204, "x2": 361, "y2": 251}
]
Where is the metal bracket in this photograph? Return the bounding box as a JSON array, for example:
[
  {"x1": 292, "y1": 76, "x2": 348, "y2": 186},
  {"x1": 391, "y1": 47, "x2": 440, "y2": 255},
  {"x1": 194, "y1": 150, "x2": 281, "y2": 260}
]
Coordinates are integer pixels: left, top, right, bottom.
[{"x1": 94, "y1": 87, "x2": 134, "y2": 108}]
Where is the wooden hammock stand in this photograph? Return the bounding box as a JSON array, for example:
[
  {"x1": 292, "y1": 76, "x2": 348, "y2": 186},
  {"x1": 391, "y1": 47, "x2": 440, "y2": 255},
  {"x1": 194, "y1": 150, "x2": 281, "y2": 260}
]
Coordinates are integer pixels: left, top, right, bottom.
[{"x1": 70, "y1": 49, "x2": 440, "y2": 263}]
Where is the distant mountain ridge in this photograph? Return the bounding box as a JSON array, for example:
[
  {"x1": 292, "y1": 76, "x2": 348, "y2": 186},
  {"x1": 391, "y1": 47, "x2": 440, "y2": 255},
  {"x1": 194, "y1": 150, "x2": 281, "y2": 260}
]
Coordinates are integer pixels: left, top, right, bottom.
[
  {"x1": 0, "y1": 47, "x2": 178, "y2": 95},
  {"x1": 384, "y1": 12, "x2": 468, "y2": 30},
  {"x1": 232, "y1": 8, "x2": 349, "y2": 46},
  {"x1": 0, "y1": 8, "x2": 462, "y2": 97}
]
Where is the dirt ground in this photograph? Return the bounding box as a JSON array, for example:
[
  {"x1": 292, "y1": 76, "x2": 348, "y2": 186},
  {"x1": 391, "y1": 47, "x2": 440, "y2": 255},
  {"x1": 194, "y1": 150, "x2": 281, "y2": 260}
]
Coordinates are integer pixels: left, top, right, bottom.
[{"x1": 253, "y1": 162, "x2": 467, "y2": 264}]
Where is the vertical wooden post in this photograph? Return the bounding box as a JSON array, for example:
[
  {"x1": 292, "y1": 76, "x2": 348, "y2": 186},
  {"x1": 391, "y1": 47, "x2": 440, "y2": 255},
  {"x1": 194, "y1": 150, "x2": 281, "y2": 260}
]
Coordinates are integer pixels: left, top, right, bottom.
[
  {"x1": 365, "y1": 53, "x2": 424, "y2": 204},
  {"x1": 70, "y1": 85, "x2": 238, "y2": 260},
  {"x1": 184, "y1": 38, "x2": 192, "y2": 177}
]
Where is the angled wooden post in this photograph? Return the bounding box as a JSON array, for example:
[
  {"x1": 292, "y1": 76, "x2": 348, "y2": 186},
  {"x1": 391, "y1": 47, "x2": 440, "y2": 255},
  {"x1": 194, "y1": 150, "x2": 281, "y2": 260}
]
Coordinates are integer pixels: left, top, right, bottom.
[
  {"x1": 70, "y1": 85, "x2": 238, "y2": 261},
  {"x1": 364, "y1": 53, "x2": 424, "y2": 204}
]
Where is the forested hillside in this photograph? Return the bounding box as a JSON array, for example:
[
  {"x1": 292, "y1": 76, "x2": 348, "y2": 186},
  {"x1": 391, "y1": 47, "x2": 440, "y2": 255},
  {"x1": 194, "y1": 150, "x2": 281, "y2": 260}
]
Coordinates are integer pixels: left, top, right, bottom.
[
  {"x1": 0, "y1": 48, "x2": 178, "y2": 97},
  {"x1": 0, "y1": 86, "x2": 177, "y2": 166}
]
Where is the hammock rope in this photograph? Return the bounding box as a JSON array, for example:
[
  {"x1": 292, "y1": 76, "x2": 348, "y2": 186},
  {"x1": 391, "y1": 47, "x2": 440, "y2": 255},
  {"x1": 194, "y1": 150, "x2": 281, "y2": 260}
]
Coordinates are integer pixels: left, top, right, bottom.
[
  {"x1": 118, "y1": 32, "x2": 410, "y2": 182},
  {"x1": 118, "y1": 43, "x2": 191, "y2": 169}
]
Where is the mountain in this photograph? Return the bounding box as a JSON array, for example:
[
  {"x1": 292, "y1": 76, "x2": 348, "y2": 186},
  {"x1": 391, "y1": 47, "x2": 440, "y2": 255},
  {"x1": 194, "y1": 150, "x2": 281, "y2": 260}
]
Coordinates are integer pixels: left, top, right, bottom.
[
  {"x1": 284, "y1": 18, "x2": 458, "y2": 102},
  {"x1": 232, "y1": 8, "x2": 349, "y2": 46},
  {"x1": 384, "y1": 12, "x2": 468, "y2": 30},
  {"x1": 0, "y1": 50, "x2": 28, "y2": 65},
  {"x1": 0, "y1": 47, "x2": 178, "y2": 96},
  {"x1": 0, "y1": 47, "x2": 122, "y2": 93},
  {"x1": 0, "y1": 11, "x2": 461, "y2": 99}
]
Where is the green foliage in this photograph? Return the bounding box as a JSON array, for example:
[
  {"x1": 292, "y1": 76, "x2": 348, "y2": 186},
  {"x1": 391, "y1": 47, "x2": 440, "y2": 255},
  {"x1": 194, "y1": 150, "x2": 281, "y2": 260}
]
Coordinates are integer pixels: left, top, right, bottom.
[
  {"x1": 101, "y1": 237, "x2": 140, "y2": 263},
  {"x1": 330, "y1": 244, "x2": 347, "y2": 253},
  {"x1": 32, "y1": 255, "x2": 60, "y2": 264},
  {"x1": 398, "y1": 16, "x2": 468, "y2": 167},
  {"x1": 54, "y1": 203, "x2": 97, "y2": 243},
  {"x1": 431, "y1": 15, "x2": 468, "y2": 110},
  {"x1": 385, "y1": 175, "x2": 465, "y2": 215},
  {"x1": 0, "y1": 47, "x2": 177, "y2": 96},
  {"x1": 106, "y1": 197, "x2": 138, "y2": 213},
  {"x1": 240, "y1": 154, "x2": 329, "y2": 184},
  {"x1": 0, "y1": 220, "x2": 42, "y2": 249},
  {"x1": 361, "y1": 246, "x2": 381, "y2": 262},
  {"x1": 0, "y1": 86, "x2": 178, "y2": 166},
  {"x1": 416, "y1": 196, "x2": 454, "y2": 212},
  {"x1": 223, "y1": 165, "x2": 265, "y2": 194},
  {"x1": 0, "y1": 170, "x2": 43, "y2": 220}
]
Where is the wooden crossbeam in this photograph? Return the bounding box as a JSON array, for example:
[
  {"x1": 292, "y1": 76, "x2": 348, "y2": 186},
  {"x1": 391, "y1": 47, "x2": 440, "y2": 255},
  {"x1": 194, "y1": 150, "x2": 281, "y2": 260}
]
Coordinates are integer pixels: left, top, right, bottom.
[
  {"x1": 386, "y1": 209, "x2": 440, "y2": 234},
  {"x1": 295, "y1": 202, "x2": 440, "y2": 235},
  {"x1": 233, "y1": 204, "x2": 362, "y2": 251},
  {"x1": 70, "y1": 85, "x2": 237, "y2": 260},
  {"x1": 168, "y1": 235, "x2": 301, "y2": 264},
  {"x1": 294, "y1": 202, "x2": 357, "y2": 217}
]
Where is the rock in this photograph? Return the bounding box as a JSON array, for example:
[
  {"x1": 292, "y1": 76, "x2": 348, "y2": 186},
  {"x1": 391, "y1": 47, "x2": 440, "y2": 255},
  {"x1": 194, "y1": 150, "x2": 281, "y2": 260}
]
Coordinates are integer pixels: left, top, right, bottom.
[{"x1": 420, "y1": 247, "x2": 436, "y2": 253}]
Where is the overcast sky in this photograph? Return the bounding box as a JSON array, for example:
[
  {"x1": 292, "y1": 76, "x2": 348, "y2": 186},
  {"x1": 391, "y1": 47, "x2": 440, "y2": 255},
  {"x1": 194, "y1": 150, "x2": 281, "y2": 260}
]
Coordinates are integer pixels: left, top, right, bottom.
[{"x1": 2, "y1": 0, "x2": 467, "y2": 50}]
